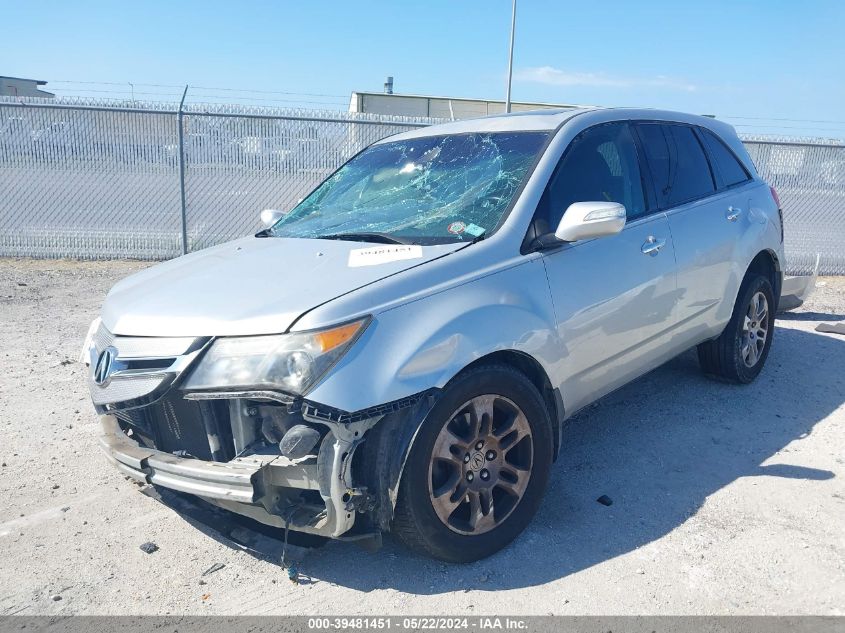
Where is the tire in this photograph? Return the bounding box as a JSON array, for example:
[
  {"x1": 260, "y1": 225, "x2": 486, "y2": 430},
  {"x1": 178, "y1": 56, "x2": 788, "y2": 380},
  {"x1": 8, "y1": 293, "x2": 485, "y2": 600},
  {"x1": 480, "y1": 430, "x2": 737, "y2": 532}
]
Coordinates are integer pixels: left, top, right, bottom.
[
  {"x1": 392, "y1": 364, "x2": 553, "y2": 562},
  {"x1": 697, "y1": 274, "x2": 775, "y2": 384}
]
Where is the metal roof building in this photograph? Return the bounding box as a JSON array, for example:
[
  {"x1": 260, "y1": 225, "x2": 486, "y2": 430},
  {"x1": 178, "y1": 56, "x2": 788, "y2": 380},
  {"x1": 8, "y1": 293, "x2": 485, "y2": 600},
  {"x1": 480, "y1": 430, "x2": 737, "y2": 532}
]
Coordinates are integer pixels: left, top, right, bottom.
[
  {"x1": 348, "y1": 90, "x2": 583, "y2": 121},
  {"x1": 0, "y1": 76, "x2": 54, "y2": 98}
]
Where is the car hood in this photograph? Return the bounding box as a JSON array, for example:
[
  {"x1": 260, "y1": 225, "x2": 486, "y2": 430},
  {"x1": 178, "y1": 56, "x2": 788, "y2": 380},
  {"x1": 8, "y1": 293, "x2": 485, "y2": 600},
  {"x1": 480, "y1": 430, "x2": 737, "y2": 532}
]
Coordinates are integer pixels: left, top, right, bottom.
[{"x1": 101, "y1": 236, "x2": 462, "y2": 337}]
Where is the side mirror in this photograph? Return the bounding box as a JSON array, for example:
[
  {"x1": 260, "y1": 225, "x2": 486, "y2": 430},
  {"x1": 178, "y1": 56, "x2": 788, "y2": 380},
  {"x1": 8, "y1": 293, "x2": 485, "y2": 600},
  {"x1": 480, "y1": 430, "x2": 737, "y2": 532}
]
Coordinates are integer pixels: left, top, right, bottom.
[
  {"x1": 259, "y1": 209, "x2": 285, "y2": 228},
  {"x1": 554, "y1": 201, "x2": 626, "y2": 242}
]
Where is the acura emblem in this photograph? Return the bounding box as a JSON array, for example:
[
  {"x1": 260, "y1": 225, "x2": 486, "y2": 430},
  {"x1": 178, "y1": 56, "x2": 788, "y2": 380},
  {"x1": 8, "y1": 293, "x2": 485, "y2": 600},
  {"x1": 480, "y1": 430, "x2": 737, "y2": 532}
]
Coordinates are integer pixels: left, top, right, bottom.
[{"x1": 93, "y1": 346, "x2": 118, "y2": 386}]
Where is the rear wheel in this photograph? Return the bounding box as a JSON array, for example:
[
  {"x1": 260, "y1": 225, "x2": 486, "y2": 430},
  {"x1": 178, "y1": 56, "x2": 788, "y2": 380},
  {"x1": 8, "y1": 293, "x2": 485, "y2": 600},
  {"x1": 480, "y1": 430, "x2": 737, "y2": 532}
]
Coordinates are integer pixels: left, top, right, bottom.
[
  {"x1": 697, "y1": 274, "x2": 775, "y2": 383},
  {"x1": 392, "y1": 365, "x2": 552, "y2": 562}
]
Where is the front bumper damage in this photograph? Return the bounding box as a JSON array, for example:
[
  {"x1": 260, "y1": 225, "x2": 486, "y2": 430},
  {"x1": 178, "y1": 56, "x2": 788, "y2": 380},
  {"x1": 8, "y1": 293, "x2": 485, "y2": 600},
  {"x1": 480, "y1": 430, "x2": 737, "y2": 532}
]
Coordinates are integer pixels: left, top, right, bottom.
[
  {"x1": 88, "y1": 323, "x2": 438, "y2": 541},
  {"x1": 100, "y1": 413, "x2": 348, "y2": 537},
  {"x1": 99, "y1": 405, "x2": 396, "y2": 539}
]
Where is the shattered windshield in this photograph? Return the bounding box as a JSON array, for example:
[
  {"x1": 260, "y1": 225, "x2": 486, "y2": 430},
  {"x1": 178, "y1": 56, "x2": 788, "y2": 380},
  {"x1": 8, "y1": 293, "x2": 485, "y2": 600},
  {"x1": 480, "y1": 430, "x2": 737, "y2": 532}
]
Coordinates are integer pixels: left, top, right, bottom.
[{"x1": 268, "y1": 131, "x2": 549, "y2": 244}]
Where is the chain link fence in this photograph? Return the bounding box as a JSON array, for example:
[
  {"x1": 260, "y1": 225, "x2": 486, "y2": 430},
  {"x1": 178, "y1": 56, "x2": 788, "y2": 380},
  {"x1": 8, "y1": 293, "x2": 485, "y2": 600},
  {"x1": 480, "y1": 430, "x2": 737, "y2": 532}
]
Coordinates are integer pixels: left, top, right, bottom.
[
  {"x1": 743, "y1": 136, "x2": 844, "y2": 275},
  {"x1": 2, "y1": 97, "x2": 843, "y2": 273},
  {"x1": 0, "y1": 97, "x2": 436, "y2": 260}
]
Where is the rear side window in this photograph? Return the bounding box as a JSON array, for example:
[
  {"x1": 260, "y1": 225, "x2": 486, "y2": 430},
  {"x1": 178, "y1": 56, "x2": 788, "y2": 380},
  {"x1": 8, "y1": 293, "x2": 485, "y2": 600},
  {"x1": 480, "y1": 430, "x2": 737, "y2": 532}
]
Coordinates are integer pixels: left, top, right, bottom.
[
  {"x1": 636, "y1": 123, "x2": 716, "y2": 208},
  {"x1": 699, "y1": 127, "x2": 751, "y2": 188}
]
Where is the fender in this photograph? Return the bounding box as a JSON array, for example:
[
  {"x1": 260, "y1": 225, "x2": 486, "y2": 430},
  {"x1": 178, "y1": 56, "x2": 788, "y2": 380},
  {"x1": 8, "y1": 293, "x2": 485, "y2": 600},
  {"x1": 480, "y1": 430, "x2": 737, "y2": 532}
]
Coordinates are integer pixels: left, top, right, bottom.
[
  {"x1": 720, "y1": 184, "x2": 785, "y2": 322},
  {"x1": 303, "y1": 259, "x2": 563, "y2": 531},
  {"x1": 304, "y1": 258, "x2": 563, "y2": 414}
]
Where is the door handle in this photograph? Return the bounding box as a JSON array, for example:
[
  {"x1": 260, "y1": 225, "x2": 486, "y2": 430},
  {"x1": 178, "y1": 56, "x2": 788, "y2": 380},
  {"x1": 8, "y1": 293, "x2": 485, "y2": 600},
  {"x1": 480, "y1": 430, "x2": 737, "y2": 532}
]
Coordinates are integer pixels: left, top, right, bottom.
[
  {"x1": 641, "y1": 236, "x2": 666, "y2": 256},
  {"x1": 726, "y1": 206, "x2": 743, "y2": 222}
]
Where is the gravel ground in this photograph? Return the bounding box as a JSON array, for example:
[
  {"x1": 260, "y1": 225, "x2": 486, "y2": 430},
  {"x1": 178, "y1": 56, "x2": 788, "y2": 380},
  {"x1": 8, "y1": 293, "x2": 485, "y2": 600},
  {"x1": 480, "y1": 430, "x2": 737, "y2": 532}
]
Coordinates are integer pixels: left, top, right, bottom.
[{"x1": 0, "y1": 258, "x2": 843, "y2": 616}]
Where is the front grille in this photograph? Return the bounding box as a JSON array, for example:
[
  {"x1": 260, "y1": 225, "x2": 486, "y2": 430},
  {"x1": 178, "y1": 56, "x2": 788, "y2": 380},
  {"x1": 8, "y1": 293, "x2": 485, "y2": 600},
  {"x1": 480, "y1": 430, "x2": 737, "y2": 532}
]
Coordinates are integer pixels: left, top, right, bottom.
[
  {"x1": 87, "y1": 322, "x2": 203, "y2": 407},
  {"x1": 91, "y1": 374, "x2": 169, "y2": 406}
]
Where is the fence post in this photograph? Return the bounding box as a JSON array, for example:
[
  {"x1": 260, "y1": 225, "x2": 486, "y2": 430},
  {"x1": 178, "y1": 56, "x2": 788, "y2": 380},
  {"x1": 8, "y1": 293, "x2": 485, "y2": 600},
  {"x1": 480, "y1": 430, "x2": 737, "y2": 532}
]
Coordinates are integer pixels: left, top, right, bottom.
[{"x1": 177, "y1": 85, "x2": 189, "y2": 255}]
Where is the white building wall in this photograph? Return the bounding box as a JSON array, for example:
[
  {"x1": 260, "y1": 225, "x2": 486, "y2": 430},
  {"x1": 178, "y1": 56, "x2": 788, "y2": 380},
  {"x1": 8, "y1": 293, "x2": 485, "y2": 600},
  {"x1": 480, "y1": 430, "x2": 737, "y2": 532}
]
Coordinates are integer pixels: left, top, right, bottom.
[{"x1": 350, "y1": 92, "x2": 578, "y2": 120}]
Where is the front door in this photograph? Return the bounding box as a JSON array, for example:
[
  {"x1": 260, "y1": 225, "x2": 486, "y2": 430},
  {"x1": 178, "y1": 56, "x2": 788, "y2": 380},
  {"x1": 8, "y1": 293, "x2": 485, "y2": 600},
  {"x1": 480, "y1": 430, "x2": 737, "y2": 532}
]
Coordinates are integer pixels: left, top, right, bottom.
[{"x1": 536, "y1": 122, "x2": 679, "y2": 413}]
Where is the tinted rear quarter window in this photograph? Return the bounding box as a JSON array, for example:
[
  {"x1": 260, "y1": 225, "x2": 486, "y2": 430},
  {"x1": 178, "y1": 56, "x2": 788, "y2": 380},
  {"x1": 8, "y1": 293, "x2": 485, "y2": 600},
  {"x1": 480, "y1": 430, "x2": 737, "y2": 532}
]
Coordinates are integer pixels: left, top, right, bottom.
[
  {"x1": 636, "y1": 123, "x2": 716, "y2": 208},
  {"x1": 699, "y1": 127, "x2": 751, "y2": 188}
]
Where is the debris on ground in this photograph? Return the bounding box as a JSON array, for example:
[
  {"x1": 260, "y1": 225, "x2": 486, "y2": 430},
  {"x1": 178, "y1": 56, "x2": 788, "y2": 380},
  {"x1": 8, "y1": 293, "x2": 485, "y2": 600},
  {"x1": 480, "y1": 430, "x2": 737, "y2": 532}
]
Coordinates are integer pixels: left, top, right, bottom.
[
  {"x1": 816, "y1": 322, "x2": 845, "y2": 335},
  {"x1": 139, "y1": 542, "x2": 159, "y2": 554},
  {"x1": 201, "y1": 562, "x2": 225, "y2": 576},
  {"x1": 281, "y1": 507, "x2": 302, "y2": 584},
  {"x1": 597, "y1": 494, "x2": 613, "y2": 506}
]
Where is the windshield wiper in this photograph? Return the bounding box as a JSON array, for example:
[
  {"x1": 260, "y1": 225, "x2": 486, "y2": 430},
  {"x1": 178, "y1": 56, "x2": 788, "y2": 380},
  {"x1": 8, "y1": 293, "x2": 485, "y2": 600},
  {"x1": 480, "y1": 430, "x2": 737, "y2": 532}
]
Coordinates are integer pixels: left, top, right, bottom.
[{"x1": 317, "y1": 232, "x2": 412, "y2": 245}]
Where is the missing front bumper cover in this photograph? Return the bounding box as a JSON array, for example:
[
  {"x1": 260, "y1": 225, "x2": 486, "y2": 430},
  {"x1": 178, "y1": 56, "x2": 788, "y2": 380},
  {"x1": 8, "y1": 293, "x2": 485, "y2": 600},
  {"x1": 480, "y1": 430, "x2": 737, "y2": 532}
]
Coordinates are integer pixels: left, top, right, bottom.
[
  {"x1": 100, "y1": 414, "x2": 363, "y2": 538},
  {"x1": 99, "y1": 388, "x2": 438, "y2": 541}
]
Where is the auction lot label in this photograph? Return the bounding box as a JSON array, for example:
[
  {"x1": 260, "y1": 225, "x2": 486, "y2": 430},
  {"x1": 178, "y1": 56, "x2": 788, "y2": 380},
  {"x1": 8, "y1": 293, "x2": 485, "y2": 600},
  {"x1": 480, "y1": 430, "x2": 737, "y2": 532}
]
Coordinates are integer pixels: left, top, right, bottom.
[{"x1": 348, "y1": 245, "x2": 424, "y2": 267}]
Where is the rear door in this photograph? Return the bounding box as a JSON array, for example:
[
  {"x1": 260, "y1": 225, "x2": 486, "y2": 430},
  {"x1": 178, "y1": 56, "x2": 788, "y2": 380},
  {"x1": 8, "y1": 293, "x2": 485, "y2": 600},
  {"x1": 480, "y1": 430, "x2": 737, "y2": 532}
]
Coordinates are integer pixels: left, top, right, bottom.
[
  {"x1": 538, "y1": 122, "x2": 679, "y2": 413},
  {"x1": 634, "y1": 122, "x2": 751, "y2": 346}
]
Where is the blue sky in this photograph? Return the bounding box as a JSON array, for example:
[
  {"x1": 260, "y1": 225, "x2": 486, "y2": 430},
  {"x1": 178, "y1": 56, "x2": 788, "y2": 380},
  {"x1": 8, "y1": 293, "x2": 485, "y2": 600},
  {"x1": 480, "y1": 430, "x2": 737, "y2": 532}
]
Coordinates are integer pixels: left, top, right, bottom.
[{"x1": 2, "y1": 0, "x2": 844, "y2": 138}]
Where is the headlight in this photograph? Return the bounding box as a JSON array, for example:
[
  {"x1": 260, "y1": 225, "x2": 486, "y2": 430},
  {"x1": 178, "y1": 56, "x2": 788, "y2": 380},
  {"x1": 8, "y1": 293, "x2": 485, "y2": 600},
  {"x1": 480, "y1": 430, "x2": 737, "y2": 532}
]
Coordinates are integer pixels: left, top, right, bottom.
[{"x1": 183, "y1": 317, "x2": 370, "y2": 395}]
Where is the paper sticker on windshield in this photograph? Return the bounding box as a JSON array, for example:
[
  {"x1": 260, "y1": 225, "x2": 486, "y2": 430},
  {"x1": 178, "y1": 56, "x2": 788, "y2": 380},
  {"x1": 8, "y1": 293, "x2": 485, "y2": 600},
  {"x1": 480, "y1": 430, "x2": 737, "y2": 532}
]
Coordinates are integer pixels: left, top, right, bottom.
[
  {"x1": 447, "y1": 221, "x2": 466, "y2": 235},
  {"x1": 464, "y1": 223, "x2": 485, "y2": 237},
  {"x1": 348, "y1": 245, "x2": 424, "y2": 267}
]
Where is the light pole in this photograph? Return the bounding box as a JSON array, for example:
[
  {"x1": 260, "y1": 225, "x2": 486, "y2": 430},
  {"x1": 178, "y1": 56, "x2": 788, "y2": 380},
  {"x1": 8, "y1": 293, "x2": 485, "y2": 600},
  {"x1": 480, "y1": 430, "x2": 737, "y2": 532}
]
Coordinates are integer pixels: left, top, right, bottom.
[{"x1": 505, "y1": 0, "x2": 516, "y2": 113}]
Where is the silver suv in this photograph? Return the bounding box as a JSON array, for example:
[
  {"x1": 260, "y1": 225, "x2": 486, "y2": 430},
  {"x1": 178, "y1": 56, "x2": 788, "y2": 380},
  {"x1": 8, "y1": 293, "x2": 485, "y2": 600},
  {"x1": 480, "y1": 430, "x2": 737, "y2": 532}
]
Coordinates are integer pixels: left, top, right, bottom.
[{"x1": 84, "y1": 108, "x2": 784, "y2": 562}]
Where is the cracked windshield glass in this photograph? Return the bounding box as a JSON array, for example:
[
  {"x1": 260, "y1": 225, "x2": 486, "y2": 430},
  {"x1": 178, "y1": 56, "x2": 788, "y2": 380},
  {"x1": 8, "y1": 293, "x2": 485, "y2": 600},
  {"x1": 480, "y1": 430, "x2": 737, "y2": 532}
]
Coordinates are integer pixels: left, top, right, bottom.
[{"x1": 269, "y1": 131, "x2": 549, "y2": 244}]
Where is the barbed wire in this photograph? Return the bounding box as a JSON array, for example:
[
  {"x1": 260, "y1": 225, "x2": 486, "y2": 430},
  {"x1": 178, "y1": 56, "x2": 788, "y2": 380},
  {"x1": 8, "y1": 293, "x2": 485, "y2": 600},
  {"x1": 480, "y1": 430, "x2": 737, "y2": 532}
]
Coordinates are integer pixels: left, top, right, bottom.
[{"x1": 33, "y1": 79, "x2": 845, "y2": 137}]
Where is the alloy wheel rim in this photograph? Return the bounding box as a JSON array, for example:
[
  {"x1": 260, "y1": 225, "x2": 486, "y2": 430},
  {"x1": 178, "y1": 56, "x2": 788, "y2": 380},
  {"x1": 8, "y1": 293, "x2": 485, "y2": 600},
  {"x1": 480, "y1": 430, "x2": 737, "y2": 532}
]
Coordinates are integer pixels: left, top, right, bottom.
[
  {"x1": 741, "y1": 291, "x2": 769, "y2": 368},
  {"x1": 427, "y1": 394, "x2": 533, "y2": 535}
]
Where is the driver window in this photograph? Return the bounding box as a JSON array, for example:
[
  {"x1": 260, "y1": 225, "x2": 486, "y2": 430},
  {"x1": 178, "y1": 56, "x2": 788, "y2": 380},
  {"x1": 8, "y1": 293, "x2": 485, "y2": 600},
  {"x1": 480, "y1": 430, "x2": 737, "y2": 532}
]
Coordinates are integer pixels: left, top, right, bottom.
[{"x1": 536, "y1": 122, "x2": 646, "y2": 234}]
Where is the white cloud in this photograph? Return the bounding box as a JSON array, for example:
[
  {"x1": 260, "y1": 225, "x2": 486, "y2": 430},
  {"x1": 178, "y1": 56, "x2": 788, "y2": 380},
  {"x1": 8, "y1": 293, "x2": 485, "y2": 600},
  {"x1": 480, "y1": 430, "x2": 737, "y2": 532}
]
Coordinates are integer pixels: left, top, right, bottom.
[{"x1": 514, "y1": 66, "x2": 697, "y2": 92}]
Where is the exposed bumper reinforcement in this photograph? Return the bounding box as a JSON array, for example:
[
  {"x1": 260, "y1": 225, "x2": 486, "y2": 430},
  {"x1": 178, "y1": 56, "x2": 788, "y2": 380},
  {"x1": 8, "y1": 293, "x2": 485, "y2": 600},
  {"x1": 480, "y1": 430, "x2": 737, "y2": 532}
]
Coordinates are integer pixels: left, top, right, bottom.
[{"x1": 98, "y1": 414, "x2": 348, "y2": 537}]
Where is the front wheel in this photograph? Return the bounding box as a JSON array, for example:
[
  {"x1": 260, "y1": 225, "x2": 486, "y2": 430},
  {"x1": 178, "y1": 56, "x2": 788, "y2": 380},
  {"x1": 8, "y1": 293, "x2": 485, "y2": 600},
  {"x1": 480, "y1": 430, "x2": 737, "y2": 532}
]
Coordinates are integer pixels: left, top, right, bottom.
[
  {"x1": 391, "y1": 365, "x2": 553, "y2": 562},
  {"x1": 697, "y1": 274, "x2": 775, "y2": 383}
]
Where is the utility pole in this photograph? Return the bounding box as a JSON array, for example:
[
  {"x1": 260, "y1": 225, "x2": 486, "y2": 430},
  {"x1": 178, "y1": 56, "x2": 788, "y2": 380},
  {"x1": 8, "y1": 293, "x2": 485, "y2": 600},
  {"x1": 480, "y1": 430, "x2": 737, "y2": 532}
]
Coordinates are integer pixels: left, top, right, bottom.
[
  {"x1": 177, "y1": 85, "x2": 189, "y2": 255},
  {"x1": 505, "y1": 0, "x2": 516, "y2": 113}
]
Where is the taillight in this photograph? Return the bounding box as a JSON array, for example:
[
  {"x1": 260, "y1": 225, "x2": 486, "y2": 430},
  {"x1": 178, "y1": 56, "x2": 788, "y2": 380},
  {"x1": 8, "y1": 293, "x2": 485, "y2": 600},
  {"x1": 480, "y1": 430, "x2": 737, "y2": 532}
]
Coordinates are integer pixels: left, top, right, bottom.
[{"x1": 770, "y1": 186, "x2": 784, "y2": 243}]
